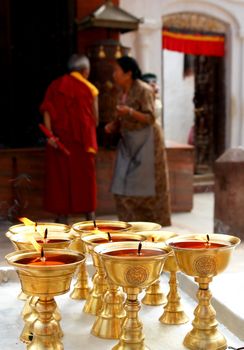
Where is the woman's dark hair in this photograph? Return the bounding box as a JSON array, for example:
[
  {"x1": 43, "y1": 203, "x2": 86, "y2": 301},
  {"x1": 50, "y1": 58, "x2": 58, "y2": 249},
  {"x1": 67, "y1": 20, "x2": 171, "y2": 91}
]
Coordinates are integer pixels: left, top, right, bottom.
[{"x1": 116, "y1": 56, "x2": 142, "y2": 80}]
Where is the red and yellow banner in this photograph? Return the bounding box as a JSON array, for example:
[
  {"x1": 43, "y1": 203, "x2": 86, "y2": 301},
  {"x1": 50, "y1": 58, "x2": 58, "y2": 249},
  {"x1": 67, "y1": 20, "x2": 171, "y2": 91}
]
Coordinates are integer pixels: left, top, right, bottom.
[{"x1": 162, "y1": 29, "x2": 225, "y2": 57}]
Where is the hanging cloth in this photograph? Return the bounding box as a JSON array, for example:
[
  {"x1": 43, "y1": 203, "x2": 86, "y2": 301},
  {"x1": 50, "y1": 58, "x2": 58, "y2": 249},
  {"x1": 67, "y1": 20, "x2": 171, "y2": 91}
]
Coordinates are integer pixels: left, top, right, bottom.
[{"x1": 163, "y1": 28, "x2": 225, "y2": 57}]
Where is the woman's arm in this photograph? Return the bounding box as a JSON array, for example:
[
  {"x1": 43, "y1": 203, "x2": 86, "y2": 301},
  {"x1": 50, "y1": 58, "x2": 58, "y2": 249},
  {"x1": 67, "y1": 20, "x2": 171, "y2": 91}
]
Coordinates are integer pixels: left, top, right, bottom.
[
  {"x1": 117, "y1": 105, "x2": 152, "y2": 124},
  {"x1": 116, "y1": 84, "x2": 155, "y2": 124}
]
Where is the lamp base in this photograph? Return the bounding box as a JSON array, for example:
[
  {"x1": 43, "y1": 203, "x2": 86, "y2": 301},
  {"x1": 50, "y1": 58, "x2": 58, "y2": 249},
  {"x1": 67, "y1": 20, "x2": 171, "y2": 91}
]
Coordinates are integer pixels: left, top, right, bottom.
[
  {"x1": 113, "y1": 344, "x2": 150, "y2": 350},
  {"x1": 142, "y1": 279, "x2": 166, "y2": 306},
  {"x1": 159, "y1": 310, "x2": 189, "y2": 325},
  {"x1": 70, "y1": 264, "x2": 91, "y2": 300},
  {"x1": 159, "y1": 271, "x2": 188, "y2": 325},
  {"x1": 83, "y1": 272, "x2": 107, "y2": 315},
  {"x1": 183, "y1": 329, "x2": 227, "y2": 350},
  {"x1": 91, "y1": 285, "x2": 125, "y2": 339}
]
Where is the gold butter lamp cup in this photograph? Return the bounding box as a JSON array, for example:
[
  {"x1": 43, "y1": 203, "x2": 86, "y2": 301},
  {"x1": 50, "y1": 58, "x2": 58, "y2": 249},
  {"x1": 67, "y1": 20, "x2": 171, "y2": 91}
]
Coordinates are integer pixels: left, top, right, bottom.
[
  {"x1": 82, "y1": 233, "x2": 147, "y2": 339},
  {"x1": 7, "y1": 222, "x2": 70, "y2": 301},
  {"x1": 95, "y1": 241, "x2": 171, "y2": 350},
  {"x1": 141, "y1": 231, "x2": 177, "y2": 306},
  {"x1": 5, "y1": 228, "x2": 72, "y2": 344},
  {"x1": 70, "y1": 220, "x2": 132, "y2": 300},
  {"x1": 5, "y1": 249, "x2": 85, "y2": 350},
  {"x1": 167, "y1": 233, "x2": 241, "y2": 350},
  {"x1": 128, "y1": 221, "x2": 162, "y2": 233}
]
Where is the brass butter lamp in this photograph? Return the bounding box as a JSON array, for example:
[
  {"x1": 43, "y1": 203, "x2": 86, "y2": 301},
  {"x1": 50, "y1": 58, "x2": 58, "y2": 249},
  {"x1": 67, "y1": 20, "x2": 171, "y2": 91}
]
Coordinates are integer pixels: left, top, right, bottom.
[
  {"x1": 167, "y1": 233, "x2": 240, "y2": 350},
  {"x1": 7, "y1": 221, "x2": 70, "y2": 300},
  {"x1": 143, "y1": 231, "x2": 189, "y2": 324},
  {"x1": 95, "y1": 241, "x2": 171, "y2": 350},
  {"x1": 128, "y1": 224, "x2": 163, "y2": 306},
  {"x1": 82, "y1": 232, "x2": 146, "y2": 339},
  {"x1": 141, "y1": 230, "x2": 177, "y2": 306},
  {"x1": 68, "y1": 228, "x2": 91, "y2": 300},
  {"x1": 6, "y1": 225, "x2": 72, "y2": 344},
  {"x1": 159, "y1": 247, "x2": 189, "y2": 325},
  {"x1": 6, "y1": 249, "x2": 85, "y2": 350},
  {"x1": 70, "y1": 220, "x2": 131, "y2": 300}
]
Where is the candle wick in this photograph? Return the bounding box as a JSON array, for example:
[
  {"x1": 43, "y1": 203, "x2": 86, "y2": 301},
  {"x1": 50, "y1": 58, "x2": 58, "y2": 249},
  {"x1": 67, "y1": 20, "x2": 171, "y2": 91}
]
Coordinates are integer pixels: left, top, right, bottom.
[
  {"x1": 35, "y1": 222, "x2": 37, "y2": 232},
  {"x1": 40, "y1": 247, "x2": 46, "y2": 262},
  {"x1": 107, "y1": 232, "x2": 112, "y2": 242},
  {"x1": 93, "y1": 220, "x2": 97, "y2": 228},
  {"x1": 206, "y1": 234, "x2": 210, "y2": 246},
  {"x1": 44, "y1": 228, "x2": 48, "y2": 243},
  {"x1": 152, "y1": 236, "x2": 155, "y2": 243},
  {"x1": 137, "y1": 241, "x2": 142, "y2": 255}
]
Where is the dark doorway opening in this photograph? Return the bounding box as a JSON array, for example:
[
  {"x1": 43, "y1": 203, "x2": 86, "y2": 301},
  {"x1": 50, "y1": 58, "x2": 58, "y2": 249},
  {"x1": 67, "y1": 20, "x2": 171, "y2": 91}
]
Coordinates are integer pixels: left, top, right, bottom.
[
  {"x1": 193, "y1": 55, "x2": 226, "y2": 174},
  {"x1": 0, "y1": 0, "x2": 75, "y2": 148}
]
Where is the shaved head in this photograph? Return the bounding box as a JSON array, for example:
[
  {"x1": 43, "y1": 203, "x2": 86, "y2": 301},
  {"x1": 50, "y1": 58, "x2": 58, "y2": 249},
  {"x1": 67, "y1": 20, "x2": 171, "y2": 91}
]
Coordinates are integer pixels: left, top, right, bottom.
[{"x1": 67, "y1": 54, "x2": 90, "y2": 73}]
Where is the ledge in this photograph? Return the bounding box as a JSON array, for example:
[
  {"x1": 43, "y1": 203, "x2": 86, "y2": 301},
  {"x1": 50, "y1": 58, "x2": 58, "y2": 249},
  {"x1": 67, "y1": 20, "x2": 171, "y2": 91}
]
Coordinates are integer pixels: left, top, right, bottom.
[{"x1": 0, "y1": 267, "x2": 243, "y2": 349}]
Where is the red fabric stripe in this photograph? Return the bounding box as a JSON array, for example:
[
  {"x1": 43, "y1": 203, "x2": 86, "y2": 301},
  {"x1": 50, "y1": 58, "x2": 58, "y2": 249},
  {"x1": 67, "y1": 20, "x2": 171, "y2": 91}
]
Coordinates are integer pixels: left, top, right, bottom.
[{"x1": 163, "y1": 33, "x2": 225, "y2": 57}]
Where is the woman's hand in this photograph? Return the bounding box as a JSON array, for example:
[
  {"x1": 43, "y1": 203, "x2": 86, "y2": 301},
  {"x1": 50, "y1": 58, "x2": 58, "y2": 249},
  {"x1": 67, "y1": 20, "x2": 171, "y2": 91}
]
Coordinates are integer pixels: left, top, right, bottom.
[
  {"x1": 116, "y1": 104, "x2": 132, "y2": 117},
  {"x1": 105, "y1": 121, "x2": 120, "y2": 134}
]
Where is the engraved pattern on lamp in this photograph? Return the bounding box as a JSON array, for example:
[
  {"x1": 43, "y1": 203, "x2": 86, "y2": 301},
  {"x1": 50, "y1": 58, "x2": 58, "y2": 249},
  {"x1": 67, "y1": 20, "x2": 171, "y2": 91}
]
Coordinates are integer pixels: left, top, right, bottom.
[
  {"x1": 125, "y1": 265, "x2": 149, "y2": 285},
  {"x1": 194, "y1": 255, "x2": 217, "y2": 276}
]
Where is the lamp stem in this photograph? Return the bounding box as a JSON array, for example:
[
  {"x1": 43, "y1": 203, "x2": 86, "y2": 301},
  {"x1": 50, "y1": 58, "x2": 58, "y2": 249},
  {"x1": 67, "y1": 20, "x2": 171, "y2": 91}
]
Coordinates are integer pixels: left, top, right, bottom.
[
  {"x1": 27, "y1": 296, "x2": 63, "y2": 350},
  {"x1": 112, "y1": 287, "x2": 149, "y2": 350},
  {"x1": 183, "y1": 277, "x2": 227, "y2": 350}
]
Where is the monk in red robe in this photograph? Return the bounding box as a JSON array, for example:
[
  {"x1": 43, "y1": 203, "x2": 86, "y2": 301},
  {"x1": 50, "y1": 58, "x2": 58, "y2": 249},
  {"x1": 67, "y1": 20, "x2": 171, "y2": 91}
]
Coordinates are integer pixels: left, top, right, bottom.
[{"x1": 40, "y1": 54, "x2": 99, "y2": 223}]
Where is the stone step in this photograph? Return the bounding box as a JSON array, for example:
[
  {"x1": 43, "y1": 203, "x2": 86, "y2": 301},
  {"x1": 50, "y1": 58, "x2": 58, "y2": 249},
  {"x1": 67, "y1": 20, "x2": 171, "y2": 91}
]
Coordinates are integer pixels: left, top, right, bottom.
[
  {"x1": 194, "y1": 173, "x2": 214, "y2": 183},
  {"x1": 194, "y1": 173, "x2": 214, "y2": 193}
]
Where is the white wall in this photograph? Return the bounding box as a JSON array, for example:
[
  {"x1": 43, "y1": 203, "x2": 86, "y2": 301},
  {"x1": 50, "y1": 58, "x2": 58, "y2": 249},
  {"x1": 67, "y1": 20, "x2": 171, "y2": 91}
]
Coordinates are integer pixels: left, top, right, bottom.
[{"x1": 163, "y1": 50, "x2": 194, "y2": 143}]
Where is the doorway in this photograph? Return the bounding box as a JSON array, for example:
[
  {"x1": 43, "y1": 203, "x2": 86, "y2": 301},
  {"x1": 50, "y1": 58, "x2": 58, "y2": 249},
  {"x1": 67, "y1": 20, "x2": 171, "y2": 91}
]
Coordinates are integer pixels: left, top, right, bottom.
[
  {"x1": 193, "y1": 55, "x2": 226, "y2": 174},
  {"x1": 162, "y1": 13, "x2": 227, "y2": 175}
]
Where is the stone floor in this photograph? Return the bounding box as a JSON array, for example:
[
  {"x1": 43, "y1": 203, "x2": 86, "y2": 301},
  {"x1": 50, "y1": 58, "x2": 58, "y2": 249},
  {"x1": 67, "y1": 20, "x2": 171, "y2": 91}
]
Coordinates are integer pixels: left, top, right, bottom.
[{"x1": 0, "y1": 192, "x2": 215, "y2": 263}]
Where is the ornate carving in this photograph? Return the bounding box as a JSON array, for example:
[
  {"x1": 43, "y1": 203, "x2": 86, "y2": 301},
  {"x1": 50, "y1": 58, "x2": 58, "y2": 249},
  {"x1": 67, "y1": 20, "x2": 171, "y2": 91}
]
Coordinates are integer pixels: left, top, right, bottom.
[{"x1": 163, "y1": 13, "x2": 226, "y2": 33}]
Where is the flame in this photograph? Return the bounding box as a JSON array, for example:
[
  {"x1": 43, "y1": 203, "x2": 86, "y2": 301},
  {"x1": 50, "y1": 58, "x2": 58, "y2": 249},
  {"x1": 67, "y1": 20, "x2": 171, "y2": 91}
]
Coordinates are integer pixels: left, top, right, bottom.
[
  {"x1": 18, "y1": 217, "x2": 41, "y2": 252},
  {"x1": 27, "y1": 235, "x2": 41, "y2": 252},
  {"x1": 19, "y1": 217, "x2": 35, "y2": 226}
]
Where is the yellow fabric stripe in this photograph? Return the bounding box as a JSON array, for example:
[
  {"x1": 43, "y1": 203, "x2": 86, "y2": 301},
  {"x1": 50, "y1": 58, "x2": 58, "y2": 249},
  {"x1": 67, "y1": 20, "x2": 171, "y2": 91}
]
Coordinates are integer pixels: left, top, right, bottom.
[
  {"x1": 70, "y1": 71, "x2": 99, "y2": 97},
  {"x1": 163, "y1": 30, "x2": 225, "y2": 43},
  {"x1": 87, "y1": 147, "x2": 96, "y2": 154}
]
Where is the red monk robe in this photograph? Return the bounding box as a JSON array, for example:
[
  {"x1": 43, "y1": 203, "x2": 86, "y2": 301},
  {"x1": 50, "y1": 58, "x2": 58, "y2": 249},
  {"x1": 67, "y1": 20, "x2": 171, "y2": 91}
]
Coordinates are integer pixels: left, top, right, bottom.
[{"x1": 40, "y1": 74, "x2": 98, "y2": 215}]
